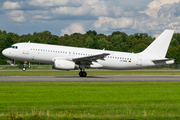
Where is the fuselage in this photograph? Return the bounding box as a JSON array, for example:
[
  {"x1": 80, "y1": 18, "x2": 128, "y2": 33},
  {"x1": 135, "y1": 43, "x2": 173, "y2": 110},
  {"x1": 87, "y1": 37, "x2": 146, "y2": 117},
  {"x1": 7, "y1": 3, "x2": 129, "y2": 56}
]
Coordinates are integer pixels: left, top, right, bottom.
[{"x1": 2, "y1": 42, "x2": 172, "y2": 70}]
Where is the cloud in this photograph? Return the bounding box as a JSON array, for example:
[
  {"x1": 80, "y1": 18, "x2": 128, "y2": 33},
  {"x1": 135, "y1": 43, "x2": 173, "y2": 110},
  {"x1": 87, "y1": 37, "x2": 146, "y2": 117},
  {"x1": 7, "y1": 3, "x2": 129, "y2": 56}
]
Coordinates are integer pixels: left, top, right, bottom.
[
  {"x1": 8, "y1": 10, "x2": 24, "y2": 17},
  {"x1": 11, "y1": 16, "x2": 26, "y2": 22},
  {"x1": 61, "y1": 23, "x2": 85, "y2": 36},
  {"x1": 141, "y1": 0, "x2": 180, "y2": 18},
  {"x1": 3, "y1": 1, "x2": 21, "y2": 9},
  {"x1": 1, "y1": 0, "x2": 180, "y2": 37},
  {"x1": 52, "y1": 5, "x2": 91, "y2": 16},
  {"x1": 8, "y1": 10, "x2": 26, "y2": 22},
  {"x1": 93, "y1": 17, "x2": 134, "y2": 31},
  {"x1": 33, "y1": 15, "x2": 52, "y2": 20},
  {"x1": 110, "y1": 18, "x2": 134, "y2": 29},
  {"x1": 93, "y1": 17, "x2": 114, "y2": 28},
  {"x1": 29, "y1": 0, "x2": 69, "y2": 7}
]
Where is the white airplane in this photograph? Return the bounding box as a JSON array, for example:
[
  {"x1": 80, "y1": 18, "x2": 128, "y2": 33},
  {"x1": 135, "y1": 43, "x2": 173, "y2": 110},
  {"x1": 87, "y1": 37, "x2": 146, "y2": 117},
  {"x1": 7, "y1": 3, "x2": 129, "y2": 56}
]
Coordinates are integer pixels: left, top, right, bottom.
[{"x1": 2, "y1": 30, "x2": 174, "y2": 77}]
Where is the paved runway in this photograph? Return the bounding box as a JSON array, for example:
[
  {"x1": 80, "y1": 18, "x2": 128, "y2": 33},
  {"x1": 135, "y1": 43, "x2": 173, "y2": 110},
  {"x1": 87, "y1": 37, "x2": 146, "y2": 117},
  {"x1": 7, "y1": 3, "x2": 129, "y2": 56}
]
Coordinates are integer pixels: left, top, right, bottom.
[{"x1": 0, "y1": 75, "x2": 180, "y2": 82}]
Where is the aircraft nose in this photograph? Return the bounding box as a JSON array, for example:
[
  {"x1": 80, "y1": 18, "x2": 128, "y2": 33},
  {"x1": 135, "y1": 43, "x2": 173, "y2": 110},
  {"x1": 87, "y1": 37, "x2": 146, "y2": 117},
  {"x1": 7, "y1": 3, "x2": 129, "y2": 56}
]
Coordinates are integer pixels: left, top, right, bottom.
[{"x1": 2, "y1": 49, "x2": 8, "y2": 57}]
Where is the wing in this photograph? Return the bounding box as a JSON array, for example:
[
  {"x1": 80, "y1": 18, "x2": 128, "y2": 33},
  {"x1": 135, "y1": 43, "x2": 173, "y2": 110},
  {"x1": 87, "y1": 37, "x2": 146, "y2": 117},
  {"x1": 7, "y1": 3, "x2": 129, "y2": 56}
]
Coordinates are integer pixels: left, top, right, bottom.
[{"x1": 72, "y1": 53, "x2": 110, "y2": 65}]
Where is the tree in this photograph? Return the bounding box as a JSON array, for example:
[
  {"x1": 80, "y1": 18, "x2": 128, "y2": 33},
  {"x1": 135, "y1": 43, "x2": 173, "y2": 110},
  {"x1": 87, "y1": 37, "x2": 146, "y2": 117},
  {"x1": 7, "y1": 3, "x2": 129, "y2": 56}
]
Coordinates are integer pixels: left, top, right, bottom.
[
  {"x1": 110, "y1": 34, "x2": 128, "y2": 52},
  {"x1": 2, "y1": 30, "x2": 7, "y2": 35},
  {"x1": 85, "y1": 36, "x2": 94, "y2": 48},
  {"x1": 86, "y1": 30, "x2": 97, "y2": 36},
  {"x1": 4, "y1": 36, "x2": 14, "y2": 48},
  {"x1": 166, "y1": 46, "x2": 180, "y2": 64},
  {"x1": 97, "y1": 38, "x2": 109, "y2": 50}
]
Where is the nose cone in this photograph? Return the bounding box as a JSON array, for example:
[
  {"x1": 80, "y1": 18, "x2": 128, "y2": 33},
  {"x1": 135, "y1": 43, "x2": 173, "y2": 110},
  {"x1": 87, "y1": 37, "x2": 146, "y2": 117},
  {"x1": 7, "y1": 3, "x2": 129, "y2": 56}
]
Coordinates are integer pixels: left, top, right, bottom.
[{"x1": 2, "y1": 49, "x2": 8, "y2": 57}]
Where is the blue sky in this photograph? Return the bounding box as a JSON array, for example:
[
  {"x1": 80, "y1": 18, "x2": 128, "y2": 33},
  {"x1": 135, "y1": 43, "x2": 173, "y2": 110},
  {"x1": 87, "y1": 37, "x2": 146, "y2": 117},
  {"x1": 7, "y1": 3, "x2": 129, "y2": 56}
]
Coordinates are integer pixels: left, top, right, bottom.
[{"x1": 0, "y1": 0, "x2": 180, "y2": 37}]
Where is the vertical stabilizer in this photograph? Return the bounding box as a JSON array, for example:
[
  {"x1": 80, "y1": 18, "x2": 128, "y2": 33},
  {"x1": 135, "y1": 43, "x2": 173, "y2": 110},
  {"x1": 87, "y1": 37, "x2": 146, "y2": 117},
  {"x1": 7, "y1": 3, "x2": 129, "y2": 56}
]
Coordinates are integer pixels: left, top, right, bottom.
[{"x1": 141, "y1": 30, "x2": 174, "y2": 58}]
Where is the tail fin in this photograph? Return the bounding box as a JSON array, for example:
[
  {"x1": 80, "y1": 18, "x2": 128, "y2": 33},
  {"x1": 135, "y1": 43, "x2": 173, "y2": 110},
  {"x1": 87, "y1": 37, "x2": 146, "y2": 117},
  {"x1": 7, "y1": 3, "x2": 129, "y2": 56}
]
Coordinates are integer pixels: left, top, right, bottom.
[{"x1": 141, "y1": 30, "x2": 174, "y2": 58}]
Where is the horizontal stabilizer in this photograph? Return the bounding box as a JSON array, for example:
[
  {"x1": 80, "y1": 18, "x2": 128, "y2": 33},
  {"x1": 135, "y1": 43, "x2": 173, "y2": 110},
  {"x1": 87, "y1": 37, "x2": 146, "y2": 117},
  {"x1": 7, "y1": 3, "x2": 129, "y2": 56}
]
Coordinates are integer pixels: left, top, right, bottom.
[
  {"x1": 152, "y1": 58, "x2": 174, "y2": 62},
  {"x1": 152, "y1": 58, "x2": 174, "y2": 65}
]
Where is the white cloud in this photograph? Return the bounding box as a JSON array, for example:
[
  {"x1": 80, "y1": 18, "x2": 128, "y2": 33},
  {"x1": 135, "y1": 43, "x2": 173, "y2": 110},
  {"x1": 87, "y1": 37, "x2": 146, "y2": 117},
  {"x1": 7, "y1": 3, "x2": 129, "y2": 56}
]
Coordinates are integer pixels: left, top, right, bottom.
[
  {"x1": 93, "y1": 17, "x2": 134, "y2": 31},
  {"x1": 61, "y1": 23, "x2": 85, "y2": 36},
  {"x1": 33, "y1": 15, "x2": 52, "y2": 20},
  {"x1": 1, "y1": 0, "x2": 180, "y2": 36},
  {"x1": 11, "y1": 16, "x2": 26, "y2": 22},
  {"x1": 29, "y1": 0, "x2": 69, "y2": 7},
  {"x1": 8, "y1": 10, "x2": 24, "y2": 17},
  {"x1": 8, "y1": 10, "x2": 26, "y2": 22},
  {"x1": 52, "y1": 4, "x2": 91, "y2": 16},
  {"x1": 90, "y1": 1, "x2": 109, "y2": 16},
  {"x1": 3, "y1": 1, "x2": 21, "y2": 9},
  {"x1": 110, "y1": 18, "x2": 134, "y2": 29},
  {"x1": 141, "y1": 0, "x2": 180, "y2": 18},
  {"x1": 93, "y1": 17, "x2": 114, "y2": 28}
]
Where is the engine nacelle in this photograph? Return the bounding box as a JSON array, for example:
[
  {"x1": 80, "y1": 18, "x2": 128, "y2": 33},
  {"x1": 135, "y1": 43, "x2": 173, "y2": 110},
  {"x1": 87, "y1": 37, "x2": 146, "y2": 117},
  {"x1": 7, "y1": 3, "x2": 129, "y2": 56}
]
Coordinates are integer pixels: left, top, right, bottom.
[{"x1": 52, "y1": 59, "x2": 79, "y2": 70}]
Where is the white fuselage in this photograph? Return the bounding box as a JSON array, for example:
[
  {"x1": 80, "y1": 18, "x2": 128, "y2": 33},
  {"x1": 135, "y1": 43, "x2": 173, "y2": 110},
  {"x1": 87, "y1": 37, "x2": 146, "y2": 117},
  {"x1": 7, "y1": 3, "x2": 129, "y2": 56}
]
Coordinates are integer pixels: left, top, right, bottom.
[{"x1": 2, "y1": 42, "x2": 173, "y2": 70}]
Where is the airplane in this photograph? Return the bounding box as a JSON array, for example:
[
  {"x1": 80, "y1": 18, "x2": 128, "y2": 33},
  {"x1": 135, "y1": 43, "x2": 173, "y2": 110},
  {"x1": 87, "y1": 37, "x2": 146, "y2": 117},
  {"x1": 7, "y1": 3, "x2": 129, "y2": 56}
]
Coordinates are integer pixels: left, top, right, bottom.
[{"x1": 2, "y1": 30, "x2": 174, "y2": 77}]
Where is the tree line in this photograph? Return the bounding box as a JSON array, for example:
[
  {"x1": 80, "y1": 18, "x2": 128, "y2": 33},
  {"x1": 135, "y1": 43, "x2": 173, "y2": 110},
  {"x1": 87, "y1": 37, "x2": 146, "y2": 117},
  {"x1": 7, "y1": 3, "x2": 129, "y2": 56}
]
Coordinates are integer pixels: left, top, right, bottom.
[{"x1": 0, "y1": 29, "x2": 180, "y2": 65}]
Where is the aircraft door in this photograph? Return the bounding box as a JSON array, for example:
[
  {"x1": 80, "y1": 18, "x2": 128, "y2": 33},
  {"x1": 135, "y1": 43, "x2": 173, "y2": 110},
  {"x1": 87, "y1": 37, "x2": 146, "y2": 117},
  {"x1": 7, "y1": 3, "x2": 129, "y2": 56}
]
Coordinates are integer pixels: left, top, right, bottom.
[
  {"x1": 137, "y1": 55, "x2": 142, "y2": 66},
  {"x1": 23, "y1": 44, "x2": 29, "y2": 54}
]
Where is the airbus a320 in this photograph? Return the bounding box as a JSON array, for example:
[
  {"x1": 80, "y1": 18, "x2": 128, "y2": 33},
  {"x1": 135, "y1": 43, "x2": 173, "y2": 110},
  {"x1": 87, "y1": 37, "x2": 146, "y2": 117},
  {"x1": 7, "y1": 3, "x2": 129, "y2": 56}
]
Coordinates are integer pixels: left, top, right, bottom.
[{"x1": 2, "y1": 30, "x2": 174, "y2": 77}]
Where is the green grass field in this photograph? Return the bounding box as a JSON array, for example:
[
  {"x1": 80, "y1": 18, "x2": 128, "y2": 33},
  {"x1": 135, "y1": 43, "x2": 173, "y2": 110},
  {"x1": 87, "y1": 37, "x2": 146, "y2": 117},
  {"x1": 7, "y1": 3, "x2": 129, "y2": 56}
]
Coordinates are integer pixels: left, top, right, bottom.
[{"x1": 0, "y1": 82, "x2": 180, "y2": 120}]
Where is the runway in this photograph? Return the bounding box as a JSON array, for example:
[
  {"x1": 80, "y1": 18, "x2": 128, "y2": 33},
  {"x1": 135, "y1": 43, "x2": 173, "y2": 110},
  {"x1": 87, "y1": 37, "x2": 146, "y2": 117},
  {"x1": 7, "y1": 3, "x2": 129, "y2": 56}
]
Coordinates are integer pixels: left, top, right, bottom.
[{"x1": 0, "y1": 75, "x2": 180, "y2": 82}]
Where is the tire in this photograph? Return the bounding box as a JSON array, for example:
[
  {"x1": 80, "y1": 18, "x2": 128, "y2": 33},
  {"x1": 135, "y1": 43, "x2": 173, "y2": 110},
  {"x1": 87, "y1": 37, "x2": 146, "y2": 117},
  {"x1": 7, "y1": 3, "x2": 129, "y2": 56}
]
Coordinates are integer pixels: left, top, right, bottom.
[{"x1": 22, "y1": 67, "x2": 26, "y2": 71}]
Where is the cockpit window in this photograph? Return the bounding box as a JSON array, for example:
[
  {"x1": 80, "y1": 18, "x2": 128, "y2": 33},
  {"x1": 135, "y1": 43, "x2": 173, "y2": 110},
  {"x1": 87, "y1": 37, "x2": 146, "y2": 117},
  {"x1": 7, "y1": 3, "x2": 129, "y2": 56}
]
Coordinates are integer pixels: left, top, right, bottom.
[{"x1": 10, "y1": 46, "x2": 18, "y2": 49}]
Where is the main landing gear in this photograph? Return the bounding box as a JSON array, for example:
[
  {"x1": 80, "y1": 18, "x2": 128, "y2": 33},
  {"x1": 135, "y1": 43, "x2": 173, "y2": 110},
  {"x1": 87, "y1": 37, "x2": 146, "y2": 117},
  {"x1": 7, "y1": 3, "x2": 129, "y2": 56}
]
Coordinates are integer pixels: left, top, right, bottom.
[{"x1": 79, "y1": 67, "x2": 87, "y2": 77}]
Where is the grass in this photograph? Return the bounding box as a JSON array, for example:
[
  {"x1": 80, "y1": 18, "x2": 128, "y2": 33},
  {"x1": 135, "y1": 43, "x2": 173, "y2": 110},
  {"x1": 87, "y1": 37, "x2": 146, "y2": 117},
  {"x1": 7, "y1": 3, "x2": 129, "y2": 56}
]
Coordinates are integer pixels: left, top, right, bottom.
[
  {"x1": 0, "y1": 70, "x2": 180, "y2": 76},
  {"x1": 0, "y1": 82, "x2": 180, "y2": 119}
]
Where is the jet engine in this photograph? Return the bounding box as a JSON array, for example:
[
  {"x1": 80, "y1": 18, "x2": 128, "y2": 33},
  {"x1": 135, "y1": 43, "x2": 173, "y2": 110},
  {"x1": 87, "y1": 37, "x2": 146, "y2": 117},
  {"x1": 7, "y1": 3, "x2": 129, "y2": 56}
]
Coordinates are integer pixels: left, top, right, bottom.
[{"x1": 52, "y1": 59, "x2": 79, "y2": 70}]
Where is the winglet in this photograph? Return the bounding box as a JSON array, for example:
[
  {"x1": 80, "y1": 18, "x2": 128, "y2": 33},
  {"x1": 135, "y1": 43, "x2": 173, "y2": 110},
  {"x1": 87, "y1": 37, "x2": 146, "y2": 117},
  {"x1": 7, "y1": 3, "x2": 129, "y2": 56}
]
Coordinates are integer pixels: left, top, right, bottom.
[{"x1": 141, "y1": 30, "x2": 174, "y2": 58}]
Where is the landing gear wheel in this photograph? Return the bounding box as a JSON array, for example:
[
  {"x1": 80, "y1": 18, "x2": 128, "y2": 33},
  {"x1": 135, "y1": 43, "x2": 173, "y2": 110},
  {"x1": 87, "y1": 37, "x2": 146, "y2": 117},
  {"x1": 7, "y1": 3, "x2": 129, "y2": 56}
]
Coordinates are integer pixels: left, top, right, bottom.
[
  {"x1": 79, "y1": 71, "x2": 87, "y2": 77},
  {"x1": 22, "y1": 67, "x2": 26, "y2": 71}
]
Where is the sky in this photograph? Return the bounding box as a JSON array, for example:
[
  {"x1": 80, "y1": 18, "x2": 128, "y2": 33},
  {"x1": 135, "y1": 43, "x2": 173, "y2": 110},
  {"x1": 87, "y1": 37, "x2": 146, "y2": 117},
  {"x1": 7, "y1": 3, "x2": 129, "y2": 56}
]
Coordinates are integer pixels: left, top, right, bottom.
[{"x1": 1, "y1": 0, "x2": 180, "y2": 37}]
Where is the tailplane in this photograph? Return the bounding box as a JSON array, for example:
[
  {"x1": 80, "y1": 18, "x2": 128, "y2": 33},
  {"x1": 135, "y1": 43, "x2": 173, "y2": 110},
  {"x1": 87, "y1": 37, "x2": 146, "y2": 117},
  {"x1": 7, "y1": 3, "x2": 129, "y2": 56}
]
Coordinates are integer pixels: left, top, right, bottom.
[{"x1": 141, "y1": 30, "x2": 174, "y2": 58}]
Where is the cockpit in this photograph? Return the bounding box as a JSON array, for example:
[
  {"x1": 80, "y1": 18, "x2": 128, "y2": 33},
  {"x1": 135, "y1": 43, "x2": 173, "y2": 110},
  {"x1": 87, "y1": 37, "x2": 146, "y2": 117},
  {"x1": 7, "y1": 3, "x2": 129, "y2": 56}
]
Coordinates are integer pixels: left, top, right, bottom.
[{"x1": 10, "y1": 46, "x2": 18, "y2": 49}]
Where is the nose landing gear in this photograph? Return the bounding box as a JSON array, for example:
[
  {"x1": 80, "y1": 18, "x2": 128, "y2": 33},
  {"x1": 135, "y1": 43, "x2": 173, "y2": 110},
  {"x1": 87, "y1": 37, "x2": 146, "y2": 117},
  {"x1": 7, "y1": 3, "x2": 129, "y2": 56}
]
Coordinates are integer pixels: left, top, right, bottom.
[{"x1": 22, "y1": 61, "x2": 27, "y2": 71}]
